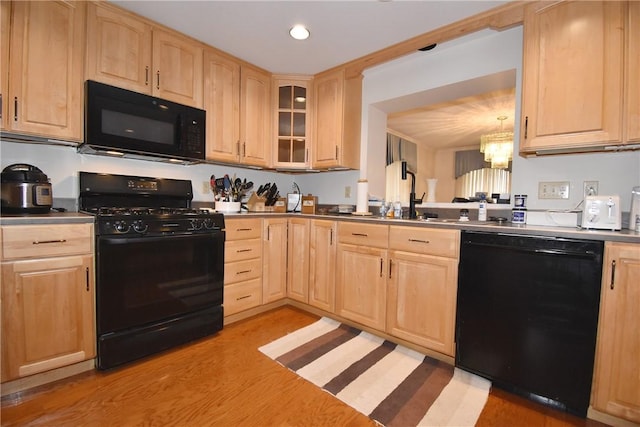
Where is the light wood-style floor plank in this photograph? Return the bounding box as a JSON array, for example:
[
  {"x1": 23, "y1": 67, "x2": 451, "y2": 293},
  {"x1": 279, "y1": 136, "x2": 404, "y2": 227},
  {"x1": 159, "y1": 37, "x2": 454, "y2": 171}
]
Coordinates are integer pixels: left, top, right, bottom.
[{"x1": 1, "y1": 306, "x2": 608, "y2": 426}]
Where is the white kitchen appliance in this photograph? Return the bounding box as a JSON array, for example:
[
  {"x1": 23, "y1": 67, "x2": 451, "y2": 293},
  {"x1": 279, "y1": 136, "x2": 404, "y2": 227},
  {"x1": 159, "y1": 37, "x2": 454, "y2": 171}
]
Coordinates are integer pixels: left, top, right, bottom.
[
  {"x1": 581, "y1": 195, "x2": 621, "y2": 230},
  {"x1": 629, "y1": 186, "x2": 640, "y2": 231}
]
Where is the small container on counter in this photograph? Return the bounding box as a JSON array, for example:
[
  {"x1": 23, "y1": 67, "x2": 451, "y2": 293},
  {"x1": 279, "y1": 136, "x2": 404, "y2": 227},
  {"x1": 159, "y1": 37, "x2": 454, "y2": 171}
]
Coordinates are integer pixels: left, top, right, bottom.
[
  {"x1": 512, "y1": 208, "x2": 527, "y2": 225},
  {"x1": 514, "y1": 194, "x2": 528, "y2": 209}
]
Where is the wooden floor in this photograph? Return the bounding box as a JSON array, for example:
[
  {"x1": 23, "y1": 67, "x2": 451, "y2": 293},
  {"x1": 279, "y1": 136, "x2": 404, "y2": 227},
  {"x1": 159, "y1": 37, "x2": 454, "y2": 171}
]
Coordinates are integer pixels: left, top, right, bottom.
[{"x1": 1, "y1": 306, "x2": 609, "y2": 427}]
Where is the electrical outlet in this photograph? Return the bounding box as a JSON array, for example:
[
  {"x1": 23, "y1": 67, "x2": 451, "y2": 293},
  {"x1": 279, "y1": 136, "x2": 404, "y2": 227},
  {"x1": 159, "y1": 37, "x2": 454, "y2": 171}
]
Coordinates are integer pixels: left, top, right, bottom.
[
  {"x1": 583, "y1": 181, "x2": 599, "y2": 198},
  {"x1": 202, "y1": 181, "x2": 210, "y2": 194},
  {"x1": 344, "y1": 186, "x2": 351, "y2": 198},
  {"x1": 538, "y1": 181, "x2": 570, "y2": 199}
]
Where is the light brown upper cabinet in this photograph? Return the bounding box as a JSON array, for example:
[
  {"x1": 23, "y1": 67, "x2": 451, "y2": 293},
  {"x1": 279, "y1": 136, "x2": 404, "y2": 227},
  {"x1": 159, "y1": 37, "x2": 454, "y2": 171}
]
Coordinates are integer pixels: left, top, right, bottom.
[
  {"x1": 203, "y1": 49, "x2": 241, "y2": 164},
  {"x1": 240, "y1": 65, "x2": 271, "y2": 168},
  {"x1": 86, "y1": 2, "x2": 203, "y2": 108},
  {"x1": 3, "y1": 1, "x2": 85, "y2": 141},
  {"x1": 1, "y1": 1, "x2": 10, "y2": 131},
  {"x1": 625, "y1": 1, "x2": 639, "y2": 143},
  {"x1": 272, "y1": 76, "x2": 312, "y2": 169},
  {"x1": 204, "y1": 49, "x2": 270, "y2": 168},
  {"x1": 313, "y1": 68, "x2": 362, "y2": 170},
  {"x1": 520, "y1": 1, "x2": 638, "y2": 155}
]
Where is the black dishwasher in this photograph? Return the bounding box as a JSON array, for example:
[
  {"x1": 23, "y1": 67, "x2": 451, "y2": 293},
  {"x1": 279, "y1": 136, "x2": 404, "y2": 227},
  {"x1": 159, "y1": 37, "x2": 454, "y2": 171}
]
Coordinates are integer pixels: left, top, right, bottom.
[{"x1": 455, "y1": 231, "x2": 604, "y2": 416}]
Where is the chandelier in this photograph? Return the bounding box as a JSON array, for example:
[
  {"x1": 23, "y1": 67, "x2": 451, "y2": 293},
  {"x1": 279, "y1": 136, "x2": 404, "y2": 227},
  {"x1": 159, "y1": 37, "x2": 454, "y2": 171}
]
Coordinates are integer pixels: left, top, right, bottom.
[{"x1": 480, "y1": 116, "x2": 513, "y2": 169}]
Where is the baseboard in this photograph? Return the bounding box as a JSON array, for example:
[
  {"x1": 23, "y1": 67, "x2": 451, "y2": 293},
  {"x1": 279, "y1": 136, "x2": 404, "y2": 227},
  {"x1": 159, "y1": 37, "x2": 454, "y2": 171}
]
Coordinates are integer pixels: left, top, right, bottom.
[
  {"x1": 1, "y1": 359, "x2": 95, "y2": 397},
  {"x1": 587, "y1": 407, "x2": 639, "y2": 427}
]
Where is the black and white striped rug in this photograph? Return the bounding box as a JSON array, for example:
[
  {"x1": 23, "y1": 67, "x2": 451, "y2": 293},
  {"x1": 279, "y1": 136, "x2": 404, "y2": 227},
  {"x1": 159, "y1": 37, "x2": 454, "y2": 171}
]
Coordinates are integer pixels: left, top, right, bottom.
[{"x1": 259, "y1": 317, "x2": 491, "y2": 427}]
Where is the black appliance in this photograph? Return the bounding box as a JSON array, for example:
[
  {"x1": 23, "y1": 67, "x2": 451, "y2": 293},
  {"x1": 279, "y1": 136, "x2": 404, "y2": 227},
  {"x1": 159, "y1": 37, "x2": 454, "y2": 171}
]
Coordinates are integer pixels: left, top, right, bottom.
[
  {"x1": 80, "y1": 80, "x2": 206, "y2": 163},
  {"x1": 79, "y1": 172, "x2": 225, "y2": 370},
  {"x1": 455, "y1": 231, "x2": 604, "y2": 416},
  {"x1": 1, "y1": 163, "x2": 53, "y2": 214}
]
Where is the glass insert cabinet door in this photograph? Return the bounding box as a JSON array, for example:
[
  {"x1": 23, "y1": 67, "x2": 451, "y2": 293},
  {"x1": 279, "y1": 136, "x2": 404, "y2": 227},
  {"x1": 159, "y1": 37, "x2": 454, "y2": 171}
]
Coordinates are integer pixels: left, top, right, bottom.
[{"x1": 274, "y1": 79, "x2": 311, "y2": 167}]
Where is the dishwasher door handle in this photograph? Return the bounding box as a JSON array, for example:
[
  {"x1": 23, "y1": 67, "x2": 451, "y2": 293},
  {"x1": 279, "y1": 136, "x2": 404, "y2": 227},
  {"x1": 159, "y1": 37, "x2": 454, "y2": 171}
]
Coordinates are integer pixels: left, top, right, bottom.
[{"x1": 464, "y1": 241, "x2": 599, "y2": 260}]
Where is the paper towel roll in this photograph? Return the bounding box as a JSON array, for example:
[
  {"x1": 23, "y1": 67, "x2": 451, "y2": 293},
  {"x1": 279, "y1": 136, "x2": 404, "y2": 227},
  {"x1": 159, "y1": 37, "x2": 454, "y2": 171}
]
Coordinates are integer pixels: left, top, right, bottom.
[{"x1": 356, "y1": 179, "x2": 369, "y2": 213}]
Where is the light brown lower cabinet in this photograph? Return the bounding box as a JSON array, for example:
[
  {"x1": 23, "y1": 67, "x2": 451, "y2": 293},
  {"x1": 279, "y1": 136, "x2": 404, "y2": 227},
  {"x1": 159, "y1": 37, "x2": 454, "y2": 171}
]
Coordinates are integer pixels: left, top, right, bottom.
[
  {"x1": 335, "y1": 222, "x2": 389, "y2": 331},
  {"x1": 1, "y1": 224, "x2": 95, "y2": 383},
  {"x1": 308, "y1": 219, "x2": 337, "y2": 312},
  {"x1": 287, "y1": 218, "x2": 310, "y2": 303},
  {"x1": 262, "y1": 218, "x2": 288, "y2": 303},
  {"x1": 386, "y1": 226, "x2": 460, "y2": 357},
  {"x1": 387, "y1": 251, "x2": 458, "y2": 357},
  {"x1": 591, "y1": 242, "x2": 640, "y2": 423},
  {"x1": 223, "y1": 218, "x2": 263, "y2": 317}
]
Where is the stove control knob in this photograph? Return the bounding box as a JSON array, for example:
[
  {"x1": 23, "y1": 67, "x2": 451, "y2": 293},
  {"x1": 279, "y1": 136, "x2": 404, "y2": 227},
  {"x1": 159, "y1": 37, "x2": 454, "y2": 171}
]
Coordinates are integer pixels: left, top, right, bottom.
[
  {"x1": 191, "y1": 219, "x2": 203, "y2": 230},
  {"x1": 115, "y1": 221, "x2": 130, "y2": 233},
  {"x1": 132, "y1": 220, "x2": 148, "y2": 234},
  {"x1": 203, "y1": 218, "x2": 215, "y2": 229}
]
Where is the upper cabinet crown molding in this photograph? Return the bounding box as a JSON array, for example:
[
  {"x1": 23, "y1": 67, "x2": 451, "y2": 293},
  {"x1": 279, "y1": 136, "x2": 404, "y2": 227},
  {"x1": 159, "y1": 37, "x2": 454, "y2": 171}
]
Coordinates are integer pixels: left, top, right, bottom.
[
  {"x1": 520, "y1": 1, "x2": 637, "y2": 155},
  {"x1": 86, "y1": 1, "x2": 203, "y2": 108}
]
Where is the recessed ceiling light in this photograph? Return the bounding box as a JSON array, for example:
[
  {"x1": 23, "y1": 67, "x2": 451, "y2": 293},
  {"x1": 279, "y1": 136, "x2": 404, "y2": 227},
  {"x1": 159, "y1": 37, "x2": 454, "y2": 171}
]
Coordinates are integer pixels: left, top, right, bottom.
[{"x1": 289, "y1": 25, "x2": 310, "y2": 41}]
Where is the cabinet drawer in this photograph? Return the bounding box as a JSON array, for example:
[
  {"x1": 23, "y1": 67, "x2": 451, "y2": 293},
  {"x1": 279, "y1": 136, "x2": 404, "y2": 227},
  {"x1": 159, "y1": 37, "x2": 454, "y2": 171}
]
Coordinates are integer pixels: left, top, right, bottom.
[
  {"x1": 224, "y1": 278, "x2": 262, "y2": 316},
  {"x1": 389, "y1": 226, "x2": 459, "y2": 258},
  {"x1": 1, "y1": 224, "x2": 93, "y2": 260},
  {"x1": 338, "y1": 222, "x2": 388, "y2": 248},
  {"x1": 225, "y1": 238, "x2": 261, "y2": 263},
  {"x1": 224, "y1": 258, "x2": 262, "y2": 285},
  {"x1": 225, "y1": 218, "x2": 262, "y2": 240}
]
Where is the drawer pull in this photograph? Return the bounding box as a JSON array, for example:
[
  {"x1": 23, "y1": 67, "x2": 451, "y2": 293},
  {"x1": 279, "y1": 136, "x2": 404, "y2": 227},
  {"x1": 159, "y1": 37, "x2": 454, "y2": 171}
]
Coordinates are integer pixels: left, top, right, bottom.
[
  {"x1": 237, "y1": 249, "x2": 253, "y2": 253},
  {"x1": 237, "y1": 270, "x2": 252, "y2": 275},
  {"x1": 408, "y1": 238, "x2": 430, "y2": 244},
  {"x1": 237, "y1": 295, "x2": 252, "y2": 301},
  {"x1": 352, "y1": 233, "x2": 368, "y2": 237},
  {"x1": 236, "y1": 228, "x2": 253, "y2": 231},
  {"x1": 33, "y1": 239, "x2": 67, "y2": 245}
]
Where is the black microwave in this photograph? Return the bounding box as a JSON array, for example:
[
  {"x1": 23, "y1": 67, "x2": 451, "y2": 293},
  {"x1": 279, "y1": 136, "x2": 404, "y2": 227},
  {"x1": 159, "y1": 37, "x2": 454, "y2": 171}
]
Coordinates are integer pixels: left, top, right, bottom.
[{"x1": 81, "y1": 80, "x2": 206, "y2": 163}]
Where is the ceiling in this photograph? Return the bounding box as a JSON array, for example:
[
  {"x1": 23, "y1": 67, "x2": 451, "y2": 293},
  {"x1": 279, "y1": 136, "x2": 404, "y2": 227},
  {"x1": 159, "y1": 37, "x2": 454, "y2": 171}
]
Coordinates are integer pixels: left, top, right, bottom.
[
  {"x1": 110, "y1": 0, "x2": 515, "y2": 151},
  {"x1": 110, "y1": 1, "x2": 508, "y2": 75},
  {"x1": 387, "y1": 87, "x2": 516, "y2": 150}
]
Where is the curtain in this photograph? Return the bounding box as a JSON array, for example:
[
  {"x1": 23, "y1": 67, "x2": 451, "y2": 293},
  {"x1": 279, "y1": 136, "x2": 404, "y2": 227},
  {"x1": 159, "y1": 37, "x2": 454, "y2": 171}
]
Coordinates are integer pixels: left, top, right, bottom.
[
  {"x1": 455, "y1": 149, "x2": 511, "y2": 178},
  {"x1": 387, "y1": 133, "x2": 417, "y2": 172},
  {"x1": 455, "y1": 168, "x2": 511, "y2": 198}
]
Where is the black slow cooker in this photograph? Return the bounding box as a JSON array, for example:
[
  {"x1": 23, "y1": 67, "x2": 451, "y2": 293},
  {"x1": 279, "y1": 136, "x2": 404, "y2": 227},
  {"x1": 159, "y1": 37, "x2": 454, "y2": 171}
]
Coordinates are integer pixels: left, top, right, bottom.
[{"x1": 1, "y1": 164, "x2": 53, "y2": 214}]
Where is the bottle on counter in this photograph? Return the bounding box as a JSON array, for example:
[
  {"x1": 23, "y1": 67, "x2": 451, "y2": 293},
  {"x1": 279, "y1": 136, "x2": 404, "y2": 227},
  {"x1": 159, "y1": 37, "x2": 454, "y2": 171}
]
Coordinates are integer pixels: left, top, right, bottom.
[
  {"x1": 478, "y1": 194, "x2": 487, "y2": 221},
  {"x1": 379, "y1": 200, "x2": 387, "y2": 218},
  {"x1": 394, "y1": 201, "x2": 402, "y2": 218}
]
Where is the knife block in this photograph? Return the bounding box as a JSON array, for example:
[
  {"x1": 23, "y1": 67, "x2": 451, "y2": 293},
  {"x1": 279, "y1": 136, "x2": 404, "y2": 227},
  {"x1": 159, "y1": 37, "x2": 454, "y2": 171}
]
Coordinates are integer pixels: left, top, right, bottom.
[{"x1": 246, "y1": 192, "x2": 266, "y2": 212}]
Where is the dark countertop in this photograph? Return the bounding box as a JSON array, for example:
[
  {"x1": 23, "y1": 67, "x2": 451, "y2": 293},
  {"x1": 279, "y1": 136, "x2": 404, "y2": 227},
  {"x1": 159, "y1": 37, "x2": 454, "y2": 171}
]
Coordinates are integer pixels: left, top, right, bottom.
[
  {"x1": 0, "y1": 212, "x2": 95, "y2": 225},
  {"x1": 1, "y1": 210, "x2": 637, "y2": 244},
  {"x1": 219, "y1": 211, "x2": 640, "y2": 244}
]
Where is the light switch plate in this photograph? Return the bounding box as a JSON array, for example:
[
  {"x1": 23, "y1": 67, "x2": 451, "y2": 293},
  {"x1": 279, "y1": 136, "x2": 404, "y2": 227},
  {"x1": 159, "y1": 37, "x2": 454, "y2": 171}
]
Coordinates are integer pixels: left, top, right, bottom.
[{"x1": 538, "y1": 181, "x2": 570, "y2": 199}]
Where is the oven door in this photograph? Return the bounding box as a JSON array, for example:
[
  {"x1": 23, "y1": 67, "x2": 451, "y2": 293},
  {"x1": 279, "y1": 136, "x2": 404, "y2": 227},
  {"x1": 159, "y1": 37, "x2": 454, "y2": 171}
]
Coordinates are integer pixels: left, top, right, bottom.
[{"x1": 96, "y1": 231, "x2": 224, "y2": 336}]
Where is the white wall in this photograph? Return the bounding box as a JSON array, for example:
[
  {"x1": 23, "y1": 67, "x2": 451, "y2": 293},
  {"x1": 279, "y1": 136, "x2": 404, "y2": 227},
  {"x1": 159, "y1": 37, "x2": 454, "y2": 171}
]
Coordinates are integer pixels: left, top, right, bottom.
[
  {"x1": 360, "y1": 26, "x2": 640, "y2": 210},
  {"x1": 0, "y1": 141, "x2": 294, "y2": 207}
]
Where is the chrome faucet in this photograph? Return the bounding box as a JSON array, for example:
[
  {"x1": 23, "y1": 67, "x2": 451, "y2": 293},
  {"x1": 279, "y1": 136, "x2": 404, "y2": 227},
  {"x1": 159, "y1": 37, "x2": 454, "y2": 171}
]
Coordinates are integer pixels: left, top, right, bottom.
[{"x1": 401, "y1": 161, "x2": 424, "y2": 219}]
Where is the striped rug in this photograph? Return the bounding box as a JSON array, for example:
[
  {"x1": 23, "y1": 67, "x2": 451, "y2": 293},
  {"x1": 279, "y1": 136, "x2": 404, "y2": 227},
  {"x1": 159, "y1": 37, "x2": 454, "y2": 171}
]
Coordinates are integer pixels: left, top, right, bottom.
[{"x1": 259, "y1": 317, "x2": 491, "y2": 427}]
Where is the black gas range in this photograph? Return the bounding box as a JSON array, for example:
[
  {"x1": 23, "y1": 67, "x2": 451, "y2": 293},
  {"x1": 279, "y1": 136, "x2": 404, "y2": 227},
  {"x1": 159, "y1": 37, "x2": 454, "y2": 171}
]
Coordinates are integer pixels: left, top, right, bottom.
[
  {"x1": 86, "y1": 206, "x2": 223, "y2": 236},
  {"x1": 79, "y1": 172, "x2": 225, "y2": 370}
]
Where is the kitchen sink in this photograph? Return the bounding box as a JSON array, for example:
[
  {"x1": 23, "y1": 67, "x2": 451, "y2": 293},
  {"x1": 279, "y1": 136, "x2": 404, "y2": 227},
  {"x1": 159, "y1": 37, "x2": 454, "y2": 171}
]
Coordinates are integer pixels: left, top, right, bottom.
[{"x1": 416, "y1": 217, "x2": 460, "y2": 223}]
